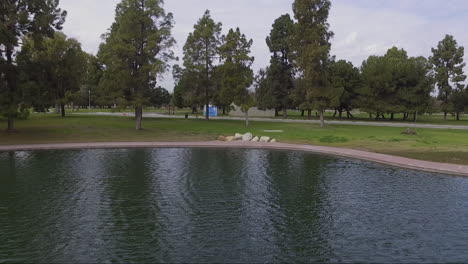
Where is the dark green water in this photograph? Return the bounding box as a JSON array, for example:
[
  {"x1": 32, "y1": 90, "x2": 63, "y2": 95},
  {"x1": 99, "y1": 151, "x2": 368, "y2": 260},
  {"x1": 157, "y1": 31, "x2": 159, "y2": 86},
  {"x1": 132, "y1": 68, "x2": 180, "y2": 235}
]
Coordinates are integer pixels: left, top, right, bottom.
[{"x1": 1, "y1": 148, "x2": 468, "y2": 263}]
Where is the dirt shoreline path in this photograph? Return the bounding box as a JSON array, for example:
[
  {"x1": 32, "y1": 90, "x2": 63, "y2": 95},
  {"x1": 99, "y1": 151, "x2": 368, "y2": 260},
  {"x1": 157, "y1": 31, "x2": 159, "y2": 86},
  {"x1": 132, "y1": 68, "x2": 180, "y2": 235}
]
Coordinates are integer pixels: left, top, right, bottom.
[{"x1": 0, "y1": 141, "x2": 467, "y2": 177}]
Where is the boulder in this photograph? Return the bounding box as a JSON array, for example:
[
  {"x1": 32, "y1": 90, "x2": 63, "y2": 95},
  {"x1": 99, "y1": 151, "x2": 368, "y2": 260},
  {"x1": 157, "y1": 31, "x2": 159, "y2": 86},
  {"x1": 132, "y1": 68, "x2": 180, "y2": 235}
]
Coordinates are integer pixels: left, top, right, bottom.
[
  {"x1": 251, "y1": 136, "x2": 260, "y2": 142},
  {"x1": 270, "y1": 139, "x2": 277, "y2": 143},
  {"x1": 234, "y1": 133, "x2": 244, "y2": 140},
  {"x1": 259, "y1": 136, "x2": 271, "y2": 142},
  {"x1": 242, "y1": 133, "x2": 253, "y2": 141},
  {"x1": 225, "y1": 136, "x2": 235, "y2": 142},
  {"x1": 218, "y1": 136, "x2": 227, "y2": 141}
]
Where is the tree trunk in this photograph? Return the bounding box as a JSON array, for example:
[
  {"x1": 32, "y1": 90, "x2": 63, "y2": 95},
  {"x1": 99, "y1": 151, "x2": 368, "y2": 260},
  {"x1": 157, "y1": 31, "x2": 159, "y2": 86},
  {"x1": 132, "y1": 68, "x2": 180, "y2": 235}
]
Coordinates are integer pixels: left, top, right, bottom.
[
  {"x1": 7, "y1": 117, "x2": 14, "y2": 132},
  {"x1": 338, "y1": 109, "x2": 343, "y2": 119},
  {"x1": 347, "y1": 110, "x2": 354, "y2": 119},
  {"x1": 444, "y1": 111, "x2": 448, "y2": 120},
  {"x1": 333, "y1": 110, "x2": 337, "y2": 118},
  {"x1": 135, "y1": 106, "x2": 143, "y2": 130},
  {"x1": 275, "y1": 108, "x2": 279, "y2": 117},
  {"x1": 245, "y1": 109, "x2": 249, "y2": 127},
  {"x1": 55, "y1": 104, "x2": 60, "y2": 114},
  {"x1": 319, "y1": 110, "x2": 325, "y2": 128},
  {"x1": 222, "y1": 106, "x2": 226, "y2": 115},
  {"x1": 307, "y1": 110, "x2": 312, "y2": 120},
  {"x1": 61, "y1": 103, "x2": 66, "y2": 117},
  {"x1": 205, "y1": 102, "x2": 209, "y2": 120},
  {"x1": 5, "y1": 46, "x2": 15, "y2": 132},
  {"x1": 369, "y1": 113, "x2": 373, "y2": 119},
  {"x1": 456, "y1": 112, "x2": 460, "y2": 121},
  {"x1": 375, "y1": 113, "x2": 379, "y2": 121},
  {"x1": 413, "y1": 112, "x2": 418, "y2": 122},
  {"x1": 301, "y1": 110, "x2": 305, "y2": 117},
  {"x1": 282, "y1": 108, "x2": 287, "y2": 119},
  {"x1": 390, "y1": 113, "x2": 394, "y2": 121}
]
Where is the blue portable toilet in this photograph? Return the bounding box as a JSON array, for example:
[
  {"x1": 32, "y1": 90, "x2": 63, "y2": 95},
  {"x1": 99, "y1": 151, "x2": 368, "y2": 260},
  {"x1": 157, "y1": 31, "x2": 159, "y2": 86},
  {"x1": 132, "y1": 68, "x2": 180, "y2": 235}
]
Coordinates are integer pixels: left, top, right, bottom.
[{"x1": 204, "y1": 105, "x2": 218, "y2": 117}]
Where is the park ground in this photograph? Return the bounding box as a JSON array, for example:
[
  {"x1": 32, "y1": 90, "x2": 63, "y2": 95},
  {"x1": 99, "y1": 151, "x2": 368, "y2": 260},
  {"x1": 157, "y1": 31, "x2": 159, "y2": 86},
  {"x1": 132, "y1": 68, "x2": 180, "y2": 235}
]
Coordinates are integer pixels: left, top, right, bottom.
[{"x1": 1, "y1": 113, "x2": 468, "y2": 165}]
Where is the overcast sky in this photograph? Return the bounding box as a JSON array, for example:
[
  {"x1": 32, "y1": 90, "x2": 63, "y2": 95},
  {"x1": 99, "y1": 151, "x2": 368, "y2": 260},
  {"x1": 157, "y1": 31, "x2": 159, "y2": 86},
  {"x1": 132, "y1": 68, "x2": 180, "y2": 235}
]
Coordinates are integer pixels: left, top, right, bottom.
[{"x1": 59, "y1": 0, "x2": 468, "y2": 91}]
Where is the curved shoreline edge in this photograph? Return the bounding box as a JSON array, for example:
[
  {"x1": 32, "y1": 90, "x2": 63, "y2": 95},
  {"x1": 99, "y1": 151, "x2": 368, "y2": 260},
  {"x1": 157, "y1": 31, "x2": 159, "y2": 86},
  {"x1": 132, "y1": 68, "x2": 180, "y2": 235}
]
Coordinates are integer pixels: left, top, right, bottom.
[{"x1": 0, "y1": 141, "x2": 467, "y2": 177}]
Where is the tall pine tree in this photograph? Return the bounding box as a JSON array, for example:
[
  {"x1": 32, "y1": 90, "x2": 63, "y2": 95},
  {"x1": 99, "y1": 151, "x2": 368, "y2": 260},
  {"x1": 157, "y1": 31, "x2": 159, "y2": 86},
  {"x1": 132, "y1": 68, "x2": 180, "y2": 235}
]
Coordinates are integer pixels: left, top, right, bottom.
[
  {"x1": 291, "y1": 0, "x2": 334, "y2": 127},
  {"x1": 182, "y1": 10, "x2": 222, "y2": 120},
  {"x1": 430, "y1": 35, "x2": 466, "y2": 120},
  {"x1": 99, "y1": 0, "x2": 175, "y2": 130}
]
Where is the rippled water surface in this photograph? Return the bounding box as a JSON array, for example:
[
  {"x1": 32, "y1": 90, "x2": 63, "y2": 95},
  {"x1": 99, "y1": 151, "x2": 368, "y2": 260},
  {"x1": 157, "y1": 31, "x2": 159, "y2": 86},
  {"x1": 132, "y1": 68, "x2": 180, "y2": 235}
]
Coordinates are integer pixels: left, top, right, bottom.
[{"x1": 1, "y1": 148, "x2": 468, "y2": 263}]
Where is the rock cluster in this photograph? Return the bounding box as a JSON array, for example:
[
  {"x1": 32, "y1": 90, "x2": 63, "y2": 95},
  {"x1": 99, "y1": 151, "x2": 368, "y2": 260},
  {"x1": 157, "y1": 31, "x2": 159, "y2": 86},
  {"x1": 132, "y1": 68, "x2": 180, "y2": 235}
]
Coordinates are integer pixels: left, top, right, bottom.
[{"x1": 218, "y1": 133, "x2": 278, "y2": 143}]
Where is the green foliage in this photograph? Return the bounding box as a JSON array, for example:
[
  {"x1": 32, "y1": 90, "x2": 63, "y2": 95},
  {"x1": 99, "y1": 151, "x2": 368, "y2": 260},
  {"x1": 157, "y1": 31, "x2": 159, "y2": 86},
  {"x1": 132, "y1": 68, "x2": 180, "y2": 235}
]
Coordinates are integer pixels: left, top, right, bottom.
[
  {"x1": 360, "y1": 47, "x2": 433, "y2": 120},
  {"x1": 0, "y1": 0, "x2": 66, "y2": 129},
  {"x1": 217, "y1": 27, "x2": 254, "y2": 108},
  {"x1": 430, "y1": 35, "x2": 466, "y2": 117},
  {"x1": 291, "y1": 0, "x2": 334, "y2": 126},
  {"x1": 182, "y1": 10, "x2": 222, "y2": 119},
  {"x1": 18, "y1": 33, "x2": 87, "y2": 116},
  {"x1": 98, "y1": 0, "x2": 175, "y2": 128},
  {"x1": 328, "y1": 60, "x2": 361, "y2": 117},
  {"x1": 150, "y1": 87, "x2": 171, "y2": 108},
  {"x1": 257, "y1": 14, "x2": 295, "y2": 114}
]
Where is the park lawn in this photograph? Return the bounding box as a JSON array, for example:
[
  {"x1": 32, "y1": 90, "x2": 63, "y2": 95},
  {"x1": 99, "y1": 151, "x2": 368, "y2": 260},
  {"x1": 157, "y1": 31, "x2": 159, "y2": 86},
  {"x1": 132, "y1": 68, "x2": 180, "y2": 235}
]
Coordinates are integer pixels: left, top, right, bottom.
[{"x1": 1, "y1": 114, "x2": 468, "y2": 165}]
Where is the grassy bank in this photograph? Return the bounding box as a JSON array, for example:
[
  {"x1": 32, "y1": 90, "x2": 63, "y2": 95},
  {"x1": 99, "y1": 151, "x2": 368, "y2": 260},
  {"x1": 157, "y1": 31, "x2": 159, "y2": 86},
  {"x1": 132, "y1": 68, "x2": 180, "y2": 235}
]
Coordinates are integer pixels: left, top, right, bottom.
[{"x1": 1, "y1": 114, "x2": 468, "y2": 165}]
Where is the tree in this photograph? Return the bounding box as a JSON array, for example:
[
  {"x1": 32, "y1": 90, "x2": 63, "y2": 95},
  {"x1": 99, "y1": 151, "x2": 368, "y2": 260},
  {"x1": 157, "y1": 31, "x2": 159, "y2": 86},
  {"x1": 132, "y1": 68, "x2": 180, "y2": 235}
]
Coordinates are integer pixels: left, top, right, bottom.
[
  {"x1": 264, "y1": 14, "x2": 295, "y2": 117},
  {"x1": 430, "y1": 35, "x2": 466, "y2": 120},
  {"x1": 0, "y1": 0, "x2": 66, "y2": 131},
  {"x1": 182, "y1": 10, "x2": 222, "y2": 120},
  {"x1": 99, "y1": 0, "x2": 175, "y2": 130},
  {"x1": 150, "y1": 86, "x2": 170, "y2": 108},
  {"x1": 360, "y1": 47, "x2": 433, "y2": 121},
  {"x1": 17, "y1": 33, "x2": 87, "y2": 116},
  {"x1": 328, "y1": 60, "x2": 360, "y2": 119},
  {"x1": 217, "y1": 27, "x2": 254, "y2": 120},
  {"x1": 291, "y1": 0, "x2": 334, "y2": 128}
]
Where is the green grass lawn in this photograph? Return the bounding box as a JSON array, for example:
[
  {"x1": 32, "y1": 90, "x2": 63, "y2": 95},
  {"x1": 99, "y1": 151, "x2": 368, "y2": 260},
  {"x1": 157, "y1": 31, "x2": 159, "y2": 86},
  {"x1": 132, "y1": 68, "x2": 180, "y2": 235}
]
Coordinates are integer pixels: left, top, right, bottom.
[
  {"x1": 1, "y1": 114, "x2": 468, "y2": 165},
  {"x1": 65, "y1": 107, "x2": 468, "y2": 125}
]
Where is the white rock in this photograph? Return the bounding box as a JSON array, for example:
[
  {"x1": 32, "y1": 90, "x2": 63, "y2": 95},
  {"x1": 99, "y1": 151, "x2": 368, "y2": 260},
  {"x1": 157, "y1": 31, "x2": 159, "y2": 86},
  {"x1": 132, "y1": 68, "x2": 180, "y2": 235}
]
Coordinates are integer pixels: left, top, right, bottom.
[
  {"x1": 251, "y1": 136, "x2": 260, "y2": 142},
  {"x1": 234, "y1": 133, "x2": 243, "y2": 140},
  {"x1": 242, "y1": 133, "x2": 253, "y2": 141},
  {"x1": 259, "y1": 136, "x2": 271, "y2": 142},
  {"x1": 270, "y1": 139, "x2": 277, "y2": 143},
  {"x1": 226, "y1": 136, "x2": 235, "y2": 142}
]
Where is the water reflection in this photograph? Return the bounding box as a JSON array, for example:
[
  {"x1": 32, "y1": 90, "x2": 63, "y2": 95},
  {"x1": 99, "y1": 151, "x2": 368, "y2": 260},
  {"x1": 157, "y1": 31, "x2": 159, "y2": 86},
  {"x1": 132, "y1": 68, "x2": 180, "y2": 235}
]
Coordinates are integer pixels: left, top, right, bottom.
[{"x1": 1, "y1": 149, "x2": 468, "y2": 263}]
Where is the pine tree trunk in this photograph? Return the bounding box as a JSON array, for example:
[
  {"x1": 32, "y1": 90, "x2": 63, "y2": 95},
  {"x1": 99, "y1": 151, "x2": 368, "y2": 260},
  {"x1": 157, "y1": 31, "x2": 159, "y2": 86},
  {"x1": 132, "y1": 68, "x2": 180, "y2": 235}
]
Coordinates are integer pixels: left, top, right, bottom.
[
  {"x1": 307, "y1": 110, "x2": 312, "y2": 120},
  {"x1": 7, "y1": 117, "x2": 14, "y2": 132},
  {"x1": 282, "y1": 108, "x2": 287, "y2": 118},
  {"x1": 135, "y1": 106, "x2": 143, "y2": 130},
  {"x1": 61, "y1": 103, "x2": 66, "y2": 117},
  {"x1": 319, "y1": 110, "x2": 325, "y2": 128},
  {"x1": 245, "y1": 110, "x2": 249, "y2": 127}
]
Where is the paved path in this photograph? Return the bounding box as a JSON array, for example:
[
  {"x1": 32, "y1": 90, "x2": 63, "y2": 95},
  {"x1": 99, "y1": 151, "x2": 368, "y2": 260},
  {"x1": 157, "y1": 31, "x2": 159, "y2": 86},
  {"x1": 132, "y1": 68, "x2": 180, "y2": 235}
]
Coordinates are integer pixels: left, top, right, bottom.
[
  {"x1": 75, "y1": 112, "x2": 468, "y2": 130},
  {"x1": 1, "y1": 141, "x2": 467, "y2": 177}
]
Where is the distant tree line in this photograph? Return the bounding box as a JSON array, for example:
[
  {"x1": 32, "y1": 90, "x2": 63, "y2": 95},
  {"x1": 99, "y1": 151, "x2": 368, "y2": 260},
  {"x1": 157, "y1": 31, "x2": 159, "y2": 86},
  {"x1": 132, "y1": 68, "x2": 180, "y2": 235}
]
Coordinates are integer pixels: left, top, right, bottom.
[{"x1": 1, "y1": 0, "x2": 468, "y2": 131}]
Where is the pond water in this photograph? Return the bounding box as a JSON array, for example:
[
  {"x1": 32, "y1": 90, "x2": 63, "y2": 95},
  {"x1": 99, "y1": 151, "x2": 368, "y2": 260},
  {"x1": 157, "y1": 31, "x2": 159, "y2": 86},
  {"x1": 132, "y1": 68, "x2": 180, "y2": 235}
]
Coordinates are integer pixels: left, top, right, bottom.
[{"x1": 1, "y1": 148, "x2": 468, "y2": 263}]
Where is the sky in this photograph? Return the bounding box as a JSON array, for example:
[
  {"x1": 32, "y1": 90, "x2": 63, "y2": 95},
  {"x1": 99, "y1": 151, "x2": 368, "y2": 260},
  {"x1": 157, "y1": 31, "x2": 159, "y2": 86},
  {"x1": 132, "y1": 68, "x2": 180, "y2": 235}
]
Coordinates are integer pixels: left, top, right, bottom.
[{"x1": 59, "y1": 0, "x2": 468, "y2": 91}]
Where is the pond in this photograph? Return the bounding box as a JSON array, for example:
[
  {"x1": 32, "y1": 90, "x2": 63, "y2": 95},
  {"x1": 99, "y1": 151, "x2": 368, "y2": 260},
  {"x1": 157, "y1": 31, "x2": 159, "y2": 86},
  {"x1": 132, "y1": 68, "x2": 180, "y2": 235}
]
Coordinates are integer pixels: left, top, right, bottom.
[{"x1": 1, "y1": 148, "x2": 467, "y2": 263}]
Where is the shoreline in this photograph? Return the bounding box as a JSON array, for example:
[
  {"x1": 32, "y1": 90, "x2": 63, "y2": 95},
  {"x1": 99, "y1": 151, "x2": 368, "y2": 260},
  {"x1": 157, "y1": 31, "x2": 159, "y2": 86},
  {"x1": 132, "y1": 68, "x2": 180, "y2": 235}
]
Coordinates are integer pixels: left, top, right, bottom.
[{"x1": 0, "y1": 141, "x2": 467, "y2": 177}]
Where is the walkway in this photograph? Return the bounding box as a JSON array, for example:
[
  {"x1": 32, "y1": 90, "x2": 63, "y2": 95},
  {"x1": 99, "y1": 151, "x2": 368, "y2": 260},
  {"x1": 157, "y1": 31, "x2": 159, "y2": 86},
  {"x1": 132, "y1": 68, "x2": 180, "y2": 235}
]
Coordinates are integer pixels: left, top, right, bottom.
[
  {"x1": 1, "y1": 141, "x2": 467, "y2": 177},
  {"x1": 75, "y1": 112, "x2": 468, "y2": 130}
]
